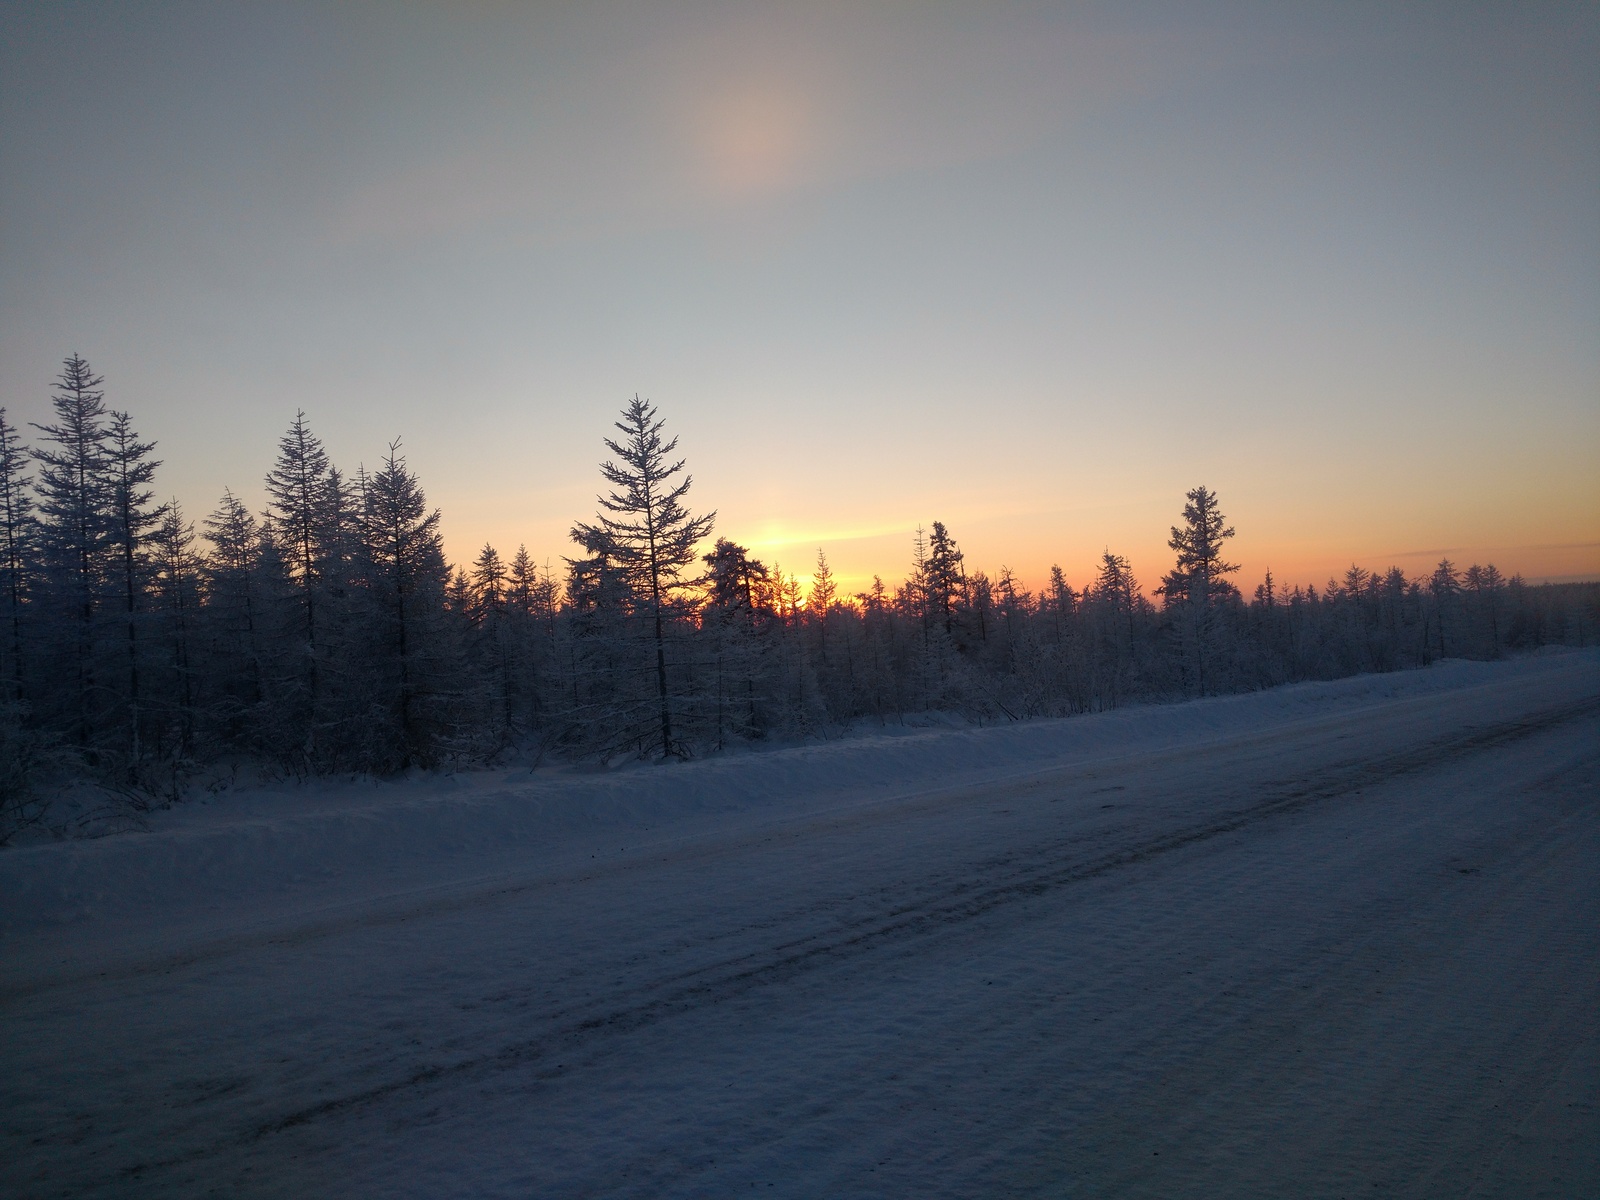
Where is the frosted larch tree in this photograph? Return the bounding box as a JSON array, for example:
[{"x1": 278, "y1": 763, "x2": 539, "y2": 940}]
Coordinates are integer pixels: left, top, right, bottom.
[{"x1": 572, "y1": 396, "x2": 714, "y2": 757}]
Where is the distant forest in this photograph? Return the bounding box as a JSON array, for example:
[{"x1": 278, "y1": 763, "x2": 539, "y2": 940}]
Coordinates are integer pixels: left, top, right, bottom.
[{"x1": 2, "y1": 355, "x2": 1596, "y2": 835}]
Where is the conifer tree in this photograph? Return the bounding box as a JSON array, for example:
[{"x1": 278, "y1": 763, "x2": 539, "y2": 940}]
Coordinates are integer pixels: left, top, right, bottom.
[
  {"x1": 909, "y1": 527, "x2": 931, "y2": 649},
  {"x1": 1090, "y1": 550, "x2": 1141, "y2": 707},
  {"x1": 970, "y1": 571, "x2": 993, "y2": 643},
  {"x1": 509, "y1": 544, "x2": 536, "y2": 617},
  {"x1": 925, "y1": 521, "x2": 964, "y2": 636},
  {"x1": 994, "y1": 566, "x2": 1026, "y2": 659},
  {"x1": 701, "y1": 538, "x2": 776, "y2": 741},
  {"x1": 105, "y1": 410, "x2": 164, "y2": 763},
  {"x1": 1046, "y1": 565, "x2": 1075, "y2": 641},
  {"x1": 1160, "y1": 486, "x2": 1239, "y2": 607},
  {"x1": 561, "y1": 527, "x2": 640, "y2": 748},
  {"x1": 1341, "y1": 564, "x2": 1371, "y2": 602},
  {"x1": 362, "y1": 440, "x2": 447, "y2": 767},
  {"x1": 446, "y1": 566, "x2": 473, "y2": 617},
  {"x1": 704, "y1": 538, "x2": 770, "y2": 619},
  {"x1": 471, "y1": 543, "x2": 512, "y2": 742},
  {"x1": 471, "y1": 543, "x2": 507, "y2": 623},
  {"x1": 1254, "y1": 569, "x2": 1277, "y2": 609},
  {"x1": 1092, "y1": 551, "x2": 1139, "y2": 611},
  {"x1": 203, "y1": 489, "x2": 265, "y2": 721},
  {"x1": 809, "y1": 548, "x2": 836, "y2": 658},
  {"x1": 1464, "y1": 563, "x2": 1504, "y2": 653},
  {"x1": 0, "y1": 409, "x2": 32, "y2": 700},
  {"x1": 1159, "y1": 486, "x2": 1239, "y2": 695},
  {"x1": 264, "y1": 411, "x2": 333, "y2": 718},
  {"x1": 31, "y1": 355, "x2": 111, "y2": 745},
  {"x1": 532, "y1": 559, "x2": 561, "y2": 646},
  {"x1": 806, "y1": 551, "x2": 856, "y2": 720},
  {"x1": 151, "y1": 502, "x2": 199, "y2": 759},
  {"x1": 1428, "y1": 558, "x2": 1461, "y2": 658},
  {"x1": 571, "y1": 396, "x2": 714, "y2": 757}
]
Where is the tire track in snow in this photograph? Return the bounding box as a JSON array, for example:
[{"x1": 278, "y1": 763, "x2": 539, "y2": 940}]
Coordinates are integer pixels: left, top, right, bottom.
[
  {"x1": 241, "y1": 694, "x2": 1598, "y2": 1146},
  {"x1": 5, "y1": 665, "x2": 1579, "y2": 1001}
]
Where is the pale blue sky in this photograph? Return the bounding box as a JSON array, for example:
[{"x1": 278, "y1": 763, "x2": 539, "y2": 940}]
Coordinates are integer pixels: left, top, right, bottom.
[{"x1": 2, "y1": 2, "x2": 1595, "y2": 590}]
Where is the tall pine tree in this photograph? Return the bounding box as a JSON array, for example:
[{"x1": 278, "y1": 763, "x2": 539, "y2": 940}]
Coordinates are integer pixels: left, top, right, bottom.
[
  {"x1": 361, "y1": 440, "x2": 448, "y2": 768},
  {"x1": 571, "y1": 397, "x2": 714, "y2": 757},
  {"x1": 105, "y1": 410, "x2": 164, "y2": 765},
  {"x1": 1158, "y1": 486, "x2": 1239, "y2": 695},
  {"x1": 31, "y1": 355, "x2": 111, "y2": 746},
  {"x1": 0, "y1": 408, "x2": 32, "y2": 701},
  {"x1": 264, "y1": 411, "x2": 333, "y2": 755}
]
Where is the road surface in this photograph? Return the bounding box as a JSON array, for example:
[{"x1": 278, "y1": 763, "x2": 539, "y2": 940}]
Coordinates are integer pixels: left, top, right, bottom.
[{"x1": 3, "y1": 655, "x2": 1597, "y2": 1197}]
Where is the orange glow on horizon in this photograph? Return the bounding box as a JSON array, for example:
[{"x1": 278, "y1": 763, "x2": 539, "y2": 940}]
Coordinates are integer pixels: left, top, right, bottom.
[{"x1": 702, "y1": 501, "x2": 1600, "y2": 605}]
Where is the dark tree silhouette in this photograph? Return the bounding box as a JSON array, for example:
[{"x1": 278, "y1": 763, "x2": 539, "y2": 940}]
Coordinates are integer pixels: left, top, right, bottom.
[
  {"x1": 1159, "y1": 485, "x2": 1240, "y2": 695},
  {"x1": 2, "y1": 357, "x2": 1596, "y2": 831},
  {"x1": 572, "y1": 396, "x2": 714, "y2": 757},
  {"x1": 362, "y1": 440, "x2": 447, "y2": 767},
  {"x1": 31, "y1": 355, "x2": 110, "y2": 745},
  {"x1": 105, "y1": 410, "x2": 164, "y2": 763},
  {"x1": 152, "y1": 502, "x2": 199, "y2": 758},
  {"x1": 0, "y1": 408, "x2": 32, "y2": 701},
  {"x1": 264, "y1": 410, "x2": 332, "y2": 722},
  {"x1": 925, "y1": 521, "x2": 965, "y2": 636}
]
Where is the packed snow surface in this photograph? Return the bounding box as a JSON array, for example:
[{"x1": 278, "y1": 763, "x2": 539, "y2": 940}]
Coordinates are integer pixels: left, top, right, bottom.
[{"x1": 3, "y1": 652, "x2": 1597, "y2": 1197}]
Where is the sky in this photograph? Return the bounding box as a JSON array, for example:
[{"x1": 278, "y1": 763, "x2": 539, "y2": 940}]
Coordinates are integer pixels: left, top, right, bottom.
[{"x1": 1, "y1": 1, "x2": 1596, "y2": 597}]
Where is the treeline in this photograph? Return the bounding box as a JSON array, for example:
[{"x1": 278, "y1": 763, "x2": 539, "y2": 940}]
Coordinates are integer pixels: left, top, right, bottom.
[{"x1": 1, "y1": 359, "x2": 1596, "y2": 834}]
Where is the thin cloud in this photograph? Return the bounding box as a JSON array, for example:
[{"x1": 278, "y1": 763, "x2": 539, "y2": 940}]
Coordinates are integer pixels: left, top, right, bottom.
[{"x1": 325, "y1": 11, "x2": 1209, "y2": 249}]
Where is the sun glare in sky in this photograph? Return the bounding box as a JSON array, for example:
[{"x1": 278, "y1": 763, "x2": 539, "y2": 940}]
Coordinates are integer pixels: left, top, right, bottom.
[
  {"x1": 694, "y1": 77, "x2": 815, "y2": 200},
  {"x1": 0, "y1": 2, "x2": 1595, "y2": 598}
]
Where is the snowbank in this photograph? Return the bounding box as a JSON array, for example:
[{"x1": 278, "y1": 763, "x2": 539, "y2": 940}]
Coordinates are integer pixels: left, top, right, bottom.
[{"x1": 2, "y1": 652, "x2": 1595, "y2": 939}]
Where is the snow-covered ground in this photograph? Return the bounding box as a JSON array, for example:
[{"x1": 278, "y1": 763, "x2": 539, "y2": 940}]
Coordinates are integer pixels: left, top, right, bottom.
[{"x1": 3, "y1": 652, "x2": 1597, "y2": 1197}]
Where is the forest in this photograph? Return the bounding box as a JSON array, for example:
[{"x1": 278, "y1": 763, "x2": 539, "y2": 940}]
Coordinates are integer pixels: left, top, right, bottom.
[{"x1": 1, "y1": 355, "x2": 1595, "y2": 837}]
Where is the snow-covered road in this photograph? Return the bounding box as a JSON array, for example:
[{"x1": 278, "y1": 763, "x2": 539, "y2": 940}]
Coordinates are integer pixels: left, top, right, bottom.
[{"x1": 4, "y1": 654, "x2": 1598, "y2": 1198}]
